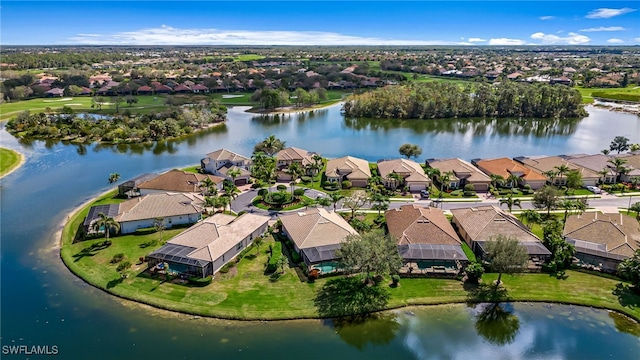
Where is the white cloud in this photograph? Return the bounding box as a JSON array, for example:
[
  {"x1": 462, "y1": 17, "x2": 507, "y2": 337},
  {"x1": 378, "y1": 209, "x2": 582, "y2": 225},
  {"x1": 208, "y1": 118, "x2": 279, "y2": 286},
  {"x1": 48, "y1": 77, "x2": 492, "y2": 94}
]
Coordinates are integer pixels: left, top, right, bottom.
[
  {"x1": 635, "y1": 37, "x2": 640, "y2": 42},
  {"x1": 530, "y1": 32, "x2": 591, "y2": 45},
  {"x1": 607, "y1": 38, "x2": 624, "y2": 44},
  {"x1": 580, "y1": 26, "x2": 626, "y2": 32},
  {"x1": 488, "y1": 38, "x2": 525, "y2": 45},
  {"x1": 68, "y1": 25, "x2": 469, "y2": 46},
  {"x1": 539, "y1": 16, "x2": 555, "y2": 20},
  {"x1": 586, "y1": 8, "x2": 636, "y2": 19},
  {"x1": 467, "y1": 38, "x2": 486, "y2": 42}
]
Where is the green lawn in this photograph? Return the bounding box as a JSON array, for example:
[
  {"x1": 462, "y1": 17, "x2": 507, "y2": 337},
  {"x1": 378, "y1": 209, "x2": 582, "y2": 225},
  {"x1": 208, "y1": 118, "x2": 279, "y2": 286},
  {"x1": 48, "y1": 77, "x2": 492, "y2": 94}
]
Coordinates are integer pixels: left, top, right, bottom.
[
  {"x1": 0, "y1": 147, "x2": 22, "y2": 177},
  {"x1": 60, "y1": 190, "x2": 640, "y2": 321},
  {"x1": 575, "y1": 85, "x2": 640, "y2": 104}
]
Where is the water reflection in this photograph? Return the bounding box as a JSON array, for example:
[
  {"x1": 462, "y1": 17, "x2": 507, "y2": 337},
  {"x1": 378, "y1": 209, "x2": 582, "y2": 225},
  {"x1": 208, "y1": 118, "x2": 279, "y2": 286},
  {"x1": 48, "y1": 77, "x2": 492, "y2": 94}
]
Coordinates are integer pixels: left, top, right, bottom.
[
  {"x1": 473, "y1": 303, "x2": 521, "y2": 345},
  {"x1": 328, "y1": 313, "x2": 401, "y2": 350},
  {"x1": 344, "y1": 116, "x2": 582, "y2": 137},
  {"x1": 609, "y1": 311, "x2": 640, "y2": 337}
]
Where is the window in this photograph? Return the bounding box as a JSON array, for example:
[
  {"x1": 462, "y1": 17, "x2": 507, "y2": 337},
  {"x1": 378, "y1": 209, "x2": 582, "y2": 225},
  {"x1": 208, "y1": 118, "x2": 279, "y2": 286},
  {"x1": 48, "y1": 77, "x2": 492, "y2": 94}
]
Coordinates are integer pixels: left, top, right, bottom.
[{"x1": 236, "y1": 241, "x2": 244, "y2": 251}]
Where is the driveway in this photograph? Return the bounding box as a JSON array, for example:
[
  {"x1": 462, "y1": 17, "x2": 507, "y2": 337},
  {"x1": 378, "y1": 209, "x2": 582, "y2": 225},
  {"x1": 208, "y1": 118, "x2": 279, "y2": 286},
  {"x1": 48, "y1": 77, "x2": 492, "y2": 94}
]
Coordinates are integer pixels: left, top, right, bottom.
[{"x1": 230, "y1": 186, "x2": 331, "y2": 218}]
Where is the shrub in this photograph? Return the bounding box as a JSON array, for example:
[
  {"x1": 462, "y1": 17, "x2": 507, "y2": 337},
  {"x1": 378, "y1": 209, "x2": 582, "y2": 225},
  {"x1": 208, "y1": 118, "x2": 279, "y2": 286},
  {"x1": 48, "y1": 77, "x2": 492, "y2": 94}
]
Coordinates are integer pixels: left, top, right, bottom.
[
  {"x1": 266, "y1": 242, "x2": 283, "y2": 273},
  {"x1": 463, "y1": 191, "x2": 476, "y2": 197},
  {"x1": 391, "y1": 274, "x2": 400, "y2": 286},
  {"x1": 511, "y1": 188, "x2": 520, "y2": 194},
  {"x1": 116, "y1": 260, "x2": 131, "y2": 272},
  {"x1": 463, "y1": 184, "x2": 475, "y2": 192},
  {"x1": 264, "y1": 192, "x2": 292, "y2": 205},
  {"x1": 258, "y1": 188, "x2": 269, "y2": 197},
  {"x1": 300, "y1": 176, "x2": 312, "y2": 183},
  {"x1": 542, "y1": 261, "x2": 557, "y2": 274},
  {"x1": 110, "y1": 253, "x2": 125, "y2": 264},
  {"x1": 237, "y1": 210, "x2": 247, "y2": 216},
  {"x1": 188, "y1": 276, "x2": 213, "y2": 286},
  {"x1": 450, "y1": 190, "x2": 462, "y2": 196},
  {"x1": 465, "y1": 261, "x2": 484, "y2": 283},
  {"x1": 293, "y1": 188, "x2": 305, "y2": 197},
  {"x1": 219, "y1": 262, "x2": 234, "y2": 273},
  {"x1": 523, "y1": 184, "x2": 532, "y2": 191},
  {"x1": 251, "y1": 182, "x2": 263, "y2": 189},
  {"x1": 342, "y1": 180, "x2": 352, "y2": 189},
  {"x1": 498, "y1": 189, "x2": 509, "y2": 195},
  {"x1": 276, "y1": 184, "x2": 287, "y2": 191},
  {"x1": 323, "y1": 183, "x2": 339, "y2": 191},
  {"x1": 291, "y1": 250, "x2": 302, "y2": 264}
]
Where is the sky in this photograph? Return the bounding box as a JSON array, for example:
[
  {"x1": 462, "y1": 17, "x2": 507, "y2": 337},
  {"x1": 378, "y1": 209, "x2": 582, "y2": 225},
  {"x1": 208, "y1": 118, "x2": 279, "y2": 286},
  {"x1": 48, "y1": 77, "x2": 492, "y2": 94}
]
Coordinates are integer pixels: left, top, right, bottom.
[{"x1": 1, "y1": 1, "x2": 639, "y2": 46}]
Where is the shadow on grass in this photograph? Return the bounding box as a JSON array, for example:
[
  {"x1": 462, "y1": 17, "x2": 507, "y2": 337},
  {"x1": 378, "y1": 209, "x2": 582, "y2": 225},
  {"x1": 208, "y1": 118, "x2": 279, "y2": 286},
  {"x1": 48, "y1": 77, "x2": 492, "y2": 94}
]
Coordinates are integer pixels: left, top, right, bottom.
[
  {"x1": 314, "y1": 276, "x2": 390, "y2": 318},
  {"x1": 106, "y1": 277, "x2": 124, "y2": 289},
  {"x1": 613, "y1": 283, "x2": 640, "y2": 309},
  {"x1": 72, "y1": 240, "x2": 111, "y2": 262},
  {"x1": 464, "y1": 281, "x2": 510, "y2": 303}
]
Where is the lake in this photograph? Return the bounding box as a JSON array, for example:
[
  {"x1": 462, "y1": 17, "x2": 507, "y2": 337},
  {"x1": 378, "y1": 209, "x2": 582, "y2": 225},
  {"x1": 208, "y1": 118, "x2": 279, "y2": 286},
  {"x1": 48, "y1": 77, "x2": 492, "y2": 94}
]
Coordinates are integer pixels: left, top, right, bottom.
[{"x1": 1, "y1": 104, "x2": 639, "y2": 358}]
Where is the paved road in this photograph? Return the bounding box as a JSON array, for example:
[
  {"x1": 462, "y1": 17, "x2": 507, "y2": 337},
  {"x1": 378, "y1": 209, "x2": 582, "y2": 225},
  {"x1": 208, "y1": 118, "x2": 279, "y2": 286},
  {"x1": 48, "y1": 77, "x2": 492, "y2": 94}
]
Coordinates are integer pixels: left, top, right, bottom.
[{"x1": 230, "y1": 186, "x2": 331, "y2": 218}]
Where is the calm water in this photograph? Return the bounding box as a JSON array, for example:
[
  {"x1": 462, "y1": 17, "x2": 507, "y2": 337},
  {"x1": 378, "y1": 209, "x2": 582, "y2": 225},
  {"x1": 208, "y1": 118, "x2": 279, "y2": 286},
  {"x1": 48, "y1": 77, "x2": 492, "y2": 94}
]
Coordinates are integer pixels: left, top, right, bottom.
[{"x1": 1, "y1": 104, "x2": 640, "y2": 359}]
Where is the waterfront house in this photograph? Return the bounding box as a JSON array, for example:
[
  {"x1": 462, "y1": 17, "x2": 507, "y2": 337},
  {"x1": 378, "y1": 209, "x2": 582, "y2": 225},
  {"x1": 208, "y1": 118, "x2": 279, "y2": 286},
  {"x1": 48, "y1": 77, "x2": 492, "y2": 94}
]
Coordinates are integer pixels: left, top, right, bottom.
[
  {"x1": 137, "y1": 169, "x2": 224, "y2": 195},
  {"x1": 473, "y1": 157, "x2": 547, "y2": 189},
  {"x1": 385, "y1": 205, "x2": 468, "y2": 275},
  {"x1": 201, "y1": 149, "x2": 252, "y2": 185},
  {"x1": 377, "y1": 158, "x2": 431, "y2": 191},
  {"x1": 426, "y1": 158, "x2": 491, "y2": 192},
  {"x1": 117, "y1": 173, "x2": 159, "y2": 197},
  {"x1": 325, "y1": 156, "x2": 372, "y2": 188},
  {"x1": 450, "y1": 205, "x2": 550, "y2": 263},
  {"x1": 563, "y1": 212, "x2": 640, "y2": 273},
  {"x1": 514, "y1": 155, "x2": 600, "y2": 187},
  {"x1": 147, "y1": 213, "x2": 269, "y2": 278},
  {"x1": 612, "y1": 153, "x2": 640, "y2": 182},
  {"x1": 276, "y1": 147, "x2": 318, "y2": 181},
  {"x1": 563, "y1": 154, "x2": 618, "y2": 184},
  {"x1": 279, "y1": 208, "x2": 358, "y2": 274}
]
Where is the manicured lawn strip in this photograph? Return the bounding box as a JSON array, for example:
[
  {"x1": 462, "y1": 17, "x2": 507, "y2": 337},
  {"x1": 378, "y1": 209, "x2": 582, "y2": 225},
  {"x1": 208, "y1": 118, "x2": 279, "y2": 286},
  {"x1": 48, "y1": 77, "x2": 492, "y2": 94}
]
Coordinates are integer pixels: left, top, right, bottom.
[
  {"x1": 461, "y1": 242, "x2": 476, "y2": 262},
  {"x1": 575, "y1": 85, "x2": 640, "y2": 104},
  {"x1": 61, "y1": 191, "x2": 640, "y2": 321},
  {"x1": 0, "y1": 147, "x2": 22, "y2": 176}
]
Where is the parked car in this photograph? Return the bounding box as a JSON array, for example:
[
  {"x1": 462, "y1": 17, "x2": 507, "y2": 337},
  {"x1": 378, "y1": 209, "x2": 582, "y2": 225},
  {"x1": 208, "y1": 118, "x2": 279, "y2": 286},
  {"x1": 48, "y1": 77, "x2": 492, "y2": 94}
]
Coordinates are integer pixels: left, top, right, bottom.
[
  {"x1": 586, "y1": 186, "x2": 602, "y2": 194},
  {"x1": 420, "y1": 189, "x2": 430, "y2": 199}
]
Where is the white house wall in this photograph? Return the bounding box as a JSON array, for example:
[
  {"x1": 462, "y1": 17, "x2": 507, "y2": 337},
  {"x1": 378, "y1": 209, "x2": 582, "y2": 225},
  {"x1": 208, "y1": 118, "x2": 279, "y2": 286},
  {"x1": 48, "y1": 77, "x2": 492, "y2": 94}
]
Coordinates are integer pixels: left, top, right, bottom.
[{"x1": 120, "y1": 214, "x2": 201, "y2": 234}]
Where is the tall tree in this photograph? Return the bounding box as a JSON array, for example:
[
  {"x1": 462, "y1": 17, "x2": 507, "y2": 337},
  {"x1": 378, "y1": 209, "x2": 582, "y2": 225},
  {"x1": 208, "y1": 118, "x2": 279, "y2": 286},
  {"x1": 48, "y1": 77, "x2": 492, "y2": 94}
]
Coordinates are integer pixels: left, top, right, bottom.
[
  {"x1": 518, "y1": 209, "x2": 542, "y2": 229},
  {"x1": 92, "y1": 212, "x2": 120, "y2": 243},
  {"x1": 336, "y1": 230, "x2": 403, "y2": 284},
  {"x1": 617, "y1": 249, "x2": 640, "y2": 289},
  {"x1": 328, "y1": 192, "x2": 344, "y2": 212},
  {"x1": 343, "y1": 192, "x2": 368, "y2": 219},
  {"x1": 483, "y1": 235, "x2": 529, "y2": 286},
  {"x1": 610, "y1": 136, "x2": 631, "y2": 154},
  {"x1": 287, "y1": 162, "x2": 304, "y2": 196},
  {"x1": 253, "y1": 135, "x2": 286, "y2": 156},
  {"x1": 532, "y1": 186, "x2": 560, "y2": 215},
  {"x1": 499, "y1": 194, "x2": 521, "y2": 213},
  {"x1": 565, "y1": 170, "x2": 583, "y2": 195},
  {"x1": 608, "y1": 157, "x2": 628, "y2": 183},
  {"x1": 554, "y1": 164, "x2": 571, "y2": 184},
  {"x1": 542, "y1": 219, "x2": 575, "y2": 269},
  {"x1": 489, "y1": 174, "x2": 505, "y2": 189},
  {"x1": 398, "y1": 143, "x2": 423, "y2": 159}
]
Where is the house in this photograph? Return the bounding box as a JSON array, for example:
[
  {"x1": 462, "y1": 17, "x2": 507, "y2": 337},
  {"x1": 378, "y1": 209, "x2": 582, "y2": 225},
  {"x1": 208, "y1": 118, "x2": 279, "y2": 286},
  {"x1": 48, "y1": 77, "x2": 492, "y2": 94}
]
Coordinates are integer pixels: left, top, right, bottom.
[
  {"x1": 563, "y1": 154, "x2": 617, "y2": 184},
  {"x1": 136, "y1": 85, "x2": 153, "y2": 95},
  {"x1": 200, "y1": 149, "x2": 252, "y2": 185},
  {"x1": 426, "y1": 158, "x2": 491, "y2": 192},
  {"x1": 191, "y1": 84, "x2": 209, "y2": 93},
  {"x1": 386, "y1": 205, "x2": 468, "y2": 275},
  {"x1": 137, "y1": 169, "x2": 224, "y2": 195},
  {"x1": 325, "y1": 156, "x2": 372, "y2": 188},
  {"x1": 117, "y1": 173, "x2": 159, "y2": 197},
  {"x1": 147, "y1": 213, "x2": 269, "y2": 278},
  {"x1": 473, "y1": 157, "x2": 547, "y2": 189},
  {"x1": 83, "y1": 192, "x2": 204, "y2": 236},
  {"x1": 612, "y1": 153, "x2": 640, "y2": 181},
  {"x1": 173, "y1": 84, "x2": 191, "y2": 93},
  {"x1": 377, "y1": 158, "x2": 431, "y2": 191},
  {"x1": 276, "y1": 147, "x2": 317, "y2": 181},
  {"x1": 45, "y1": 88, "x2": 64, "y2": 97},
  {"x1": 450, "y1": 205, "x2": 550, "y2": 262},
  {"x1": 564, "y1": 212, "x2": 640, "y2": 272},
  {"x1": 514, "y1": 155, "x2": 600, "y2": 187},
  {"x1": 279, "y1": 208, "x2": 358, "y2": 274}
]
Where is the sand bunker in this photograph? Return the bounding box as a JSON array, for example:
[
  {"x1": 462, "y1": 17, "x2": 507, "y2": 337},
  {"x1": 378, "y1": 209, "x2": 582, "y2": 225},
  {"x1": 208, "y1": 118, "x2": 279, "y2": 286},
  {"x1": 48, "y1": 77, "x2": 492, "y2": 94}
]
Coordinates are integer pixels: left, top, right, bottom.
[
  {"x1": 43, "y1": 98, "x2": 73, "y2": 102},
  {"x1": 222, "y1": 95, "x2": 244, "y2": 99}
]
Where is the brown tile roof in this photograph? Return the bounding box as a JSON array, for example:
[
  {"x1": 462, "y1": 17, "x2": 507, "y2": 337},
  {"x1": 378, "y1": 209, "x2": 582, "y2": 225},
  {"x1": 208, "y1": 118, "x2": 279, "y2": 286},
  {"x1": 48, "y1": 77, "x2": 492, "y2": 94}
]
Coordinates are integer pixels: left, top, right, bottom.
[
  {"x1": 204, "y1": 149, "x2": 250, "y2": 162},
  {"x1": 516, "y1": 156, "x2": 599, "y2": 179},
  {"x1": 276, "y1": 147, "x2": 314, "y2": 163},
  {"x1": 565, "y1": 154, "x2": 617, "y2": 177},
  {"x1": 115, "y1": 193, "x2": 203, "y2": 222},
  {"x1": 325, "y1": 156, "x2": 372, "y2": 180},
  {"x1": 564, "y1": 213, "x2": 640, "y2": 257},
  {"x1": 450, "y1": 205, "x2": 540, "y2": 242},
  {"x1": 378, "y1": 159, "x2": 430, "y2": 182},
  {"x1": 615, "y1": 153, "x2": 640, "y2": 172},
  {"x1": 385, "y1": 205, "x2": 462, "y2": 246},
  {"x1": 137, "y1": 169, "x2": 223, "y2": 193},
  {"x1": 427, "y1": 158, "x2": 491, "y2": 183},
  {"x1": 475, "y1": 158, "x2": 547, "y2": 181},
  {"x1": 280, "y1": 208, "x2": 358, "y2": 250}
]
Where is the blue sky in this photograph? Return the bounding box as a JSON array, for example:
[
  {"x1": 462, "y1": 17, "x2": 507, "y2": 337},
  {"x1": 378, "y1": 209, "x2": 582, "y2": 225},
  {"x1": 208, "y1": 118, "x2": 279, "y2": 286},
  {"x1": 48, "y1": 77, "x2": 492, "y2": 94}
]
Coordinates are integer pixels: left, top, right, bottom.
[{"x1": 2, "y1": 1, "x2": 639, "y2": 45}]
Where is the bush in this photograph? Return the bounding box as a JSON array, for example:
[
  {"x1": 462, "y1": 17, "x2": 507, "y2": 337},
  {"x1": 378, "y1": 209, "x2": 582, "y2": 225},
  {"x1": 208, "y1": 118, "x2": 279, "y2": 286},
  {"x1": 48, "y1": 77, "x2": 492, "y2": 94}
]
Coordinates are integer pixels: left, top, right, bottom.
[
  {"x1": 276, "y1": 184, "x2": 287, "y2": 191},
  {"x1": 267, "y1": 241, "x2": 283, "y2": 273},
  {"x1": 323, "y1": 183, "x2": 339, "y2": 191},
  {"x1": 110, "y1": 253, "x2": 125, "y2": 264},
  {"x1": 291, "y1": 250, "x2": 302, "y2": 264},
  {"x1": 116, "y1": 260, "x2": 131, "y2": 272},
  {"x1": 251, "y1": 182, "x2": 263, "y2": 189},
  {"x1": 391, "y1": 274, "x2": 400, "y2": 286},
  {"x1": 465, "y1": 261, "x2": 484, "y2": 283},
  {"x1": 542, "y1": 261, "x2": 557, "y2": 273},
  {"x1": 463, "y1": 191, "x2": 476, "y2": 197},
  {"x1": 264, "y1": 192, "x2": 292, "y2": 205},
  {"x1": 219, "y1": 262, "x2": 234, "y2": 273},
  {"x1": 498, "y1": 189, "x2": 509, "y2": 195},
  {"x1": 342, "y1": 180, "x2": 352, "y2": 189},
  {"x1": 523, "y1": 184, "x2": 532, "y2": 191},
  {"x1": 300, "y1": 176, "x2": 312, "y2": 183},
  {"x1": 237, "y1": 210, "x2": 247, "y2": 216},
  {"x1": 293, "y1": 188, "x2": 306, "y2": 197},
  {"x1": 188, "y1": 276, "x2": 212, "y2": 286},
  {"x1": 258, "y1": 188, "x2": 269, "y2": 197},
  {"x1": 511, "y1": 188, "x2": 520, "y2": 194},
  {"x1": 463, "y1": 184, "x2": 475, "y2": 192},
  {"x1": 450, "y1": 190, "x2": 462, "y2": 196}
]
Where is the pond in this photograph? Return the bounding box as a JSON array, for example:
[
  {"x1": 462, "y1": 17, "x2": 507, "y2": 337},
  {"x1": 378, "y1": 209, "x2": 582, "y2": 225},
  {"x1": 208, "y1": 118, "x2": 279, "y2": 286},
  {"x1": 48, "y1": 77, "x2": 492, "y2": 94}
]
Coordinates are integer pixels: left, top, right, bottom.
[{"x1": 1, "y1": 104, "x2": 639, "y2": 358}]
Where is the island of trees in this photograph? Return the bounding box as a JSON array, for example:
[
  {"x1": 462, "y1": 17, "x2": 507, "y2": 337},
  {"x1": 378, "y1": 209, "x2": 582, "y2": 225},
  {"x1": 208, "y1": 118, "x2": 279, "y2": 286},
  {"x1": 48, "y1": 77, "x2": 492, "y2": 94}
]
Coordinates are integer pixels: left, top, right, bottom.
[{"x1": 343, "y1": 82, "x2": 587, "y2": 119}]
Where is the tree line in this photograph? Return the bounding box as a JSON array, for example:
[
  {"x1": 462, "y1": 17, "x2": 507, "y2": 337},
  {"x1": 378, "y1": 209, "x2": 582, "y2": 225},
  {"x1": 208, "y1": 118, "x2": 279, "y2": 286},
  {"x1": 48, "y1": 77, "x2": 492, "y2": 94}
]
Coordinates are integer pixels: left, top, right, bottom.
[
  {"x1": 5, "y1": 103, "x2": 226, "y2": 143},
  {"x1": 342, "y1": 82, "x2": 587, "y2": 120}
]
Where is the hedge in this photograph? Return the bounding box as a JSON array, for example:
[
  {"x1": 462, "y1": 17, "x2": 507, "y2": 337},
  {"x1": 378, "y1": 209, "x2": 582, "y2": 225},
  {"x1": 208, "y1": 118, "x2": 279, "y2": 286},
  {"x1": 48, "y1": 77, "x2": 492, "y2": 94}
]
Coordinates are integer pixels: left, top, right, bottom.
[
  {"x1": 267, "y1": 241, "x2": 283, "y2": 273},
  {"x1": 188, "y1": 276, "x2": 213, "y2": 286}
]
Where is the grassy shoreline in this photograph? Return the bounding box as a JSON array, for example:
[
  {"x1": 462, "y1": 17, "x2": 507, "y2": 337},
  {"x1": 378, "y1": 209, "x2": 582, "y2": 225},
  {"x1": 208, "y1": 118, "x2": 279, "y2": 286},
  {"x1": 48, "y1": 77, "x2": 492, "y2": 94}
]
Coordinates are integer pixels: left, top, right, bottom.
[
  {"x1": 0, "y1": 147, "x2": 24, "y2": 178},
  {"x1": 58, "y1": 190, "x2": 640, "y2": 322}
]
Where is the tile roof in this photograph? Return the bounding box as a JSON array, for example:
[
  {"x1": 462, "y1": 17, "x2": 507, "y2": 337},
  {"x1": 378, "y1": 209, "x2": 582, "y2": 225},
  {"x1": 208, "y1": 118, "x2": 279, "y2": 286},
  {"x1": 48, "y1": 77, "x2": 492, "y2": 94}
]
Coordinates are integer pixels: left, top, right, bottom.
[
  {"x1": 115, "y1": 193, "x2": 203, "y2": 222},
  {"x1": 137, "y1": 169, "x2": 224, "y2": 193},
  {"x1": 204, "y1": 149, "x2": 250, "y2": 162},
  {"x1": 516, "y1": 155, "x2": 599, "y2": 179},
  {"x1": 280, "y1": 208, "x2": 358, "y2": 250},
  {"x1": 564, "y1": 154, "x2": 617, "y2": 177},
  {"x1": 475, "y1": 158, "x2": 547, "y2": 181},
  {"x1": 564, "y1": 213, "x2": 640, "y2": 258},
  {"x1": 377, "y1": 159, "x2": 430, "y2": 182},
  {"x1": 450, "y1": 205, "x2": 541, "y2": 243},
  {"x1": 276, "y1": 147, "x2": 314, "y2": 163},
  {"x1": 325, "y1": 156, "x2": 372, "y2": 180},
  {"x1": 427, "y1": 158, "x2": 491, "y2": 183},
  {"x1": 385, "y1": 205, "x2": 462, "y2": 246}
]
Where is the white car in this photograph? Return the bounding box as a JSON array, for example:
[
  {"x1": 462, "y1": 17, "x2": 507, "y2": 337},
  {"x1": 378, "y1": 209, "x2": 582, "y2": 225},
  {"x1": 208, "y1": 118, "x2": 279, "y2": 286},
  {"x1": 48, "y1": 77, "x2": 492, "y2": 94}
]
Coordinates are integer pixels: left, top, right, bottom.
[{"x1": 586, "y1": 186, "x2": 602, "y2": 194}]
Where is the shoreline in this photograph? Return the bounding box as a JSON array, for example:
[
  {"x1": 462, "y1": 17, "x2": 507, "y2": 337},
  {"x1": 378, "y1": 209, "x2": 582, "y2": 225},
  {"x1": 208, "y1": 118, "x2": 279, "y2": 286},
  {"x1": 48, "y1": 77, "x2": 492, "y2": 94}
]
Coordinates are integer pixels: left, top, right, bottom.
[
  {"x1": 0, "y1": 148, "x2": 25, "y2": 179},
  {"x1": 245, "y1": 100, "x2": 342, "y2": 115},
  {"x1": 56, "y1": 189, "x2": 640, "y2": 323}
]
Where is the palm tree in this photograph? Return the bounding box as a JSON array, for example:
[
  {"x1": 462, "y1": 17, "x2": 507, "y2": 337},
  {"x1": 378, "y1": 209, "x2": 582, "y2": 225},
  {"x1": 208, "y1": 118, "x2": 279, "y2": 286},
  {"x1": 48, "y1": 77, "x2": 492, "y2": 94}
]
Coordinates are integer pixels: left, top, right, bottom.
[
  {"x1": 542, "y1": 170, "x2": 557, "y2": 185},
  {"x1": 227, "y1": 168, "x2": 242, "y2": 185},
  {"x1": 92, "y1": 212, "x2": 120, "y2": 243},
  {"x1": 368, "y1": 192, "x2": 390, "y2": 215},
  {"x1": 199, "y1": 177, "x2": 216, "y2": 195},
  {"x1": 251, "y1": 151, "x2": 276, "y2": 193},
  {"x1": 597, "y1": 167, "x2": 611, "y2": 184},
  {"x1": 316, "y1": 196, "x2": 332, "y2": 208},
  {"x1": 222, "y1": 180, "x2": 240, "y2": 210},
  {"x1": 629, "y1": 202, "x2": 640, "y2": 220},
  {"x1": 287, "y1": 162, "x2": 304, "y2": 196},
  {"x1": 554, "y1": 164, "x2": 571, "y2": 185},
  {"x1": 499, "y1": 194, "x2": 521, "y2": 213},
  {"x1": 506, "y1": 173, "x2": 521, "y2": 189},
  {"x1": 328, "y1": 192, "x2": 344, "y2": 212},
  {"x1": 608, "y1": 157, "x2": 628, "y2": 183},
  {"x1": 425, "y1": 167, "x2": 441, "y2": 182},
  {"x1": 560, "y1": 199, "x2": 576, "y2": 222},
  {"x1": 254, "y1": 134, "x2": 285, "y2": 156},
  {"x1": 439, "y1": 171, "x2": 454, "y2": 193},
  {"x1": 301, "y1": 197, "x2": 316, "y2": 209},
  {"x1": 518, "y1": 209, "x2": 541, "y2": 229},
  {"x1": 108, "y1": 172, "x2": 121, "y2": 186},
  {"x1": 489, "y1": 174, "x2": 505, "y2": 189},
  {"x1": 386, "y1": 172, "x2": 404, "y2": 191}
]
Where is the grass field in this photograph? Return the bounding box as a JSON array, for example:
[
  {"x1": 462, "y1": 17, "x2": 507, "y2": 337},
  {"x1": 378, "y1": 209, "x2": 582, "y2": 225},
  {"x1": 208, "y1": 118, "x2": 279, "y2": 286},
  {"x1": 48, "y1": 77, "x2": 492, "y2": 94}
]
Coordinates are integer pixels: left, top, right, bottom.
[
  {"x1": 575, "y1": 85, "x2": 640, "y2": 104},
  {"x1": 0, "y1": 147, "x2": 22, "y2": 177},
  {"x1": 59, "y1": 191, "x2": 640, "y2": 320}
]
